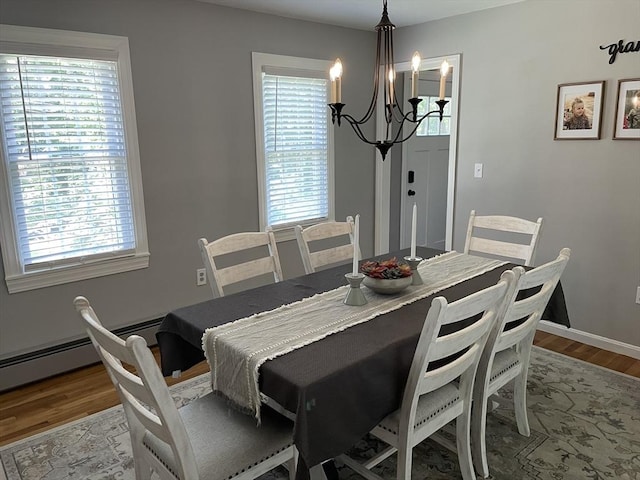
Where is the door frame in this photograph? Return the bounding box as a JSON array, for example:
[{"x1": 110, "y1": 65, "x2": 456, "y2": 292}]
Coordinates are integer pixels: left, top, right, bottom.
[{"x1": 374, "y1": 54, "x2": 461, "y2": 254}]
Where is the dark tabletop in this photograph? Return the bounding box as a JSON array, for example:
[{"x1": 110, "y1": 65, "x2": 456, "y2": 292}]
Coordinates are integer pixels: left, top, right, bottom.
[{"x1": 156, "y1": 247, "x2": 569, "y2": 472}]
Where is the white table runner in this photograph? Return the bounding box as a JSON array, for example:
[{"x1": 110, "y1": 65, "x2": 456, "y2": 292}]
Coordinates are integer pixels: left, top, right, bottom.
[{"x1": 202, "y1": 251, "x2": 507, "y2": 420}]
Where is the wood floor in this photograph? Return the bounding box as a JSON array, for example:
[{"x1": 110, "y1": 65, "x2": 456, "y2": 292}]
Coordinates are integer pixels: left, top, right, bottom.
[{"x1": 0, "y1": 331, "x2": 638, "y2": 448}]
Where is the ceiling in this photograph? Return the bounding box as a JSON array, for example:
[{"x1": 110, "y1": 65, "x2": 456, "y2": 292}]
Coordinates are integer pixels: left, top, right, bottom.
[{"x1": 198, "y1": 0, "x2": 525, "y2": 30}]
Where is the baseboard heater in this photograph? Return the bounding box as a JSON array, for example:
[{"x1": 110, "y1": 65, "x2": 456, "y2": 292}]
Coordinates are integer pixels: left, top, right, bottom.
[{"x1": 0, "y1": 318, "x2": 163, "y2": 392}]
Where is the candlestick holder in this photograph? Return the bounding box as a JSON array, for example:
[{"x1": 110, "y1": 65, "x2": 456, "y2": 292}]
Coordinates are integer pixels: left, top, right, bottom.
[
  {"x1": 404, "y1": 256, "x2": 423, "y2": 286},
  {"x1": 328, "y1": 102, "x2": 345, "y2": 126},
  {"x1": 343, "y1": 273, "x2": 367, "y2": 306}
]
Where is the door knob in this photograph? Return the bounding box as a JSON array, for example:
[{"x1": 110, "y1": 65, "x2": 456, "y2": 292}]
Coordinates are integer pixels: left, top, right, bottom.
[{"x1": 408, "y1": 190, "x2": 416, "y2": 196}]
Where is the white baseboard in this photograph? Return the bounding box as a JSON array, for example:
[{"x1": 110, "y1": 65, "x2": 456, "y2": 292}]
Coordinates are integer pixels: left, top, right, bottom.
[{"x1": 538, "y1": 320, "x2": 640, "y2": 360}]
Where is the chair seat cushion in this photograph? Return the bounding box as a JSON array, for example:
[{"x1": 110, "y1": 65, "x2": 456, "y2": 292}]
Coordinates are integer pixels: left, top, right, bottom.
[
  {"x1": 490, "y1": 348, "x2": 521, "y2": 386},
  {"x1": 143, "y1": 392, "x2": 293, "y2": 480},
  {"x1": 376, "y1": 383, "x2": 461, "y2": 435}
]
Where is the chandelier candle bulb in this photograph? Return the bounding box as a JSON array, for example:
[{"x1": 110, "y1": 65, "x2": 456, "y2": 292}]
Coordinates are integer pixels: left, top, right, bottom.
[
  {"x1": 330, "y1": 59, "x2": 342, "y2": 103},
  {"x1": 352, "y1": 214, "x2": 360, "y2": 275},
  {"x1": 411, "y1": 203, "x2": 417, "y2": 259},
  {"x1": 411, "y1": 51, "x2": 421, "y2": 98},
  {"x1": 439, "y1": 59, "x2": 450, "y2": 100}
]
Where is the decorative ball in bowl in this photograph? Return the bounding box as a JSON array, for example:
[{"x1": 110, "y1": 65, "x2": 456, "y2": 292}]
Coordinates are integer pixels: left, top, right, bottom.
[{"x1": 360, "y1": 257, "x2": 413, "y2": 295}]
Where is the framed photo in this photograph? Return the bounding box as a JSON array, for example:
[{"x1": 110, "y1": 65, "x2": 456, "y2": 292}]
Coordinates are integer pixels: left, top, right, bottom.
[
  {"x1": 554, "y1": 81, "x2": 605, "y2": 140},
  {"x1": 613, "y1": 78, "x2": 640, "y2": 140}
]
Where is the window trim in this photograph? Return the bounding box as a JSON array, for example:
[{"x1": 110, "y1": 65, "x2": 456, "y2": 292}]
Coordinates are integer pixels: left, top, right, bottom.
[
  {"x1": 0, "y1": 25, "x2": 149, "y2": 293},
  {"x1": 251, "y1": 52, "x2": 335, "y2": 242}
]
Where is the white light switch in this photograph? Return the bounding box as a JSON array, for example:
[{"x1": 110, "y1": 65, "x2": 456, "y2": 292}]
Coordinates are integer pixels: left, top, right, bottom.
[{"x1": 474, "y1": 163, "x2": 483, "y2": 178}]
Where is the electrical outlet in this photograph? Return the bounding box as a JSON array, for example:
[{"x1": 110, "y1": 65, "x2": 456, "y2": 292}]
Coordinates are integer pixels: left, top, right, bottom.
[
  {"x1": 196, "y1": 268, "x2": 207, "y2": 286},
  {"x1": 474, "y1": 163, "x2": 483, "y2": 178},
  {"x1": 636, "y1": 286, "x2": 640, "y2": 305}
]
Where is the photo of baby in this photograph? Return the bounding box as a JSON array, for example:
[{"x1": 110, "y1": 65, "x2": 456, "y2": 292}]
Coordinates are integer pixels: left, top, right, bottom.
[{"x1": 562, "y1": 93, "x2": 594, "y2": 130}]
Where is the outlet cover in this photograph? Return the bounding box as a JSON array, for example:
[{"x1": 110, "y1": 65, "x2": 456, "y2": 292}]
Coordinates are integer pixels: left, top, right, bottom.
[
  {"x1": 636, "y1": 286, "x2": 640, "y2": 305},
  {"x1": 197, "y1": 268, "x2": 207, "y2": 286},
  {"x1": 474, "y1": 163, "x2": 483, "y2": 178}
]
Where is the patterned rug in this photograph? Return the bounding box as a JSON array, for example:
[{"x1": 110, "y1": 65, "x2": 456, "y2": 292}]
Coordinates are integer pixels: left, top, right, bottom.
[{"x1": 1, "y1": 347, "x2": 638, "y2": 480}]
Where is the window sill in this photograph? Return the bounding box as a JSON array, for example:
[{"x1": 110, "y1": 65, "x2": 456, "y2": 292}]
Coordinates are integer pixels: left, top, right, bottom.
[{"x1": 4, "y1": 253, "x2": 150, "y2": 293}]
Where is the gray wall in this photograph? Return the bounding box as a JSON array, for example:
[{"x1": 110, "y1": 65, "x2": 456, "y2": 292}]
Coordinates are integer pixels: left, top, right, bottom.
[
  {"x1": 0, "y1": 0, "x2": 376, "y2": 360},
  {"x1": 394, "y1": 0, "x2": 640, "y2": 345}
]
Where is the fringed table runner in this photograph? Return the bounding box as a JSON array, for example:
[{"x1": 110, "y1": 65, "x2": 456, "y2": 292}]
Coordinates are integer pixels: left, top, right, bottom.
[{"x1": 202, "y1": 251, "x2": 506, "y2": 420}]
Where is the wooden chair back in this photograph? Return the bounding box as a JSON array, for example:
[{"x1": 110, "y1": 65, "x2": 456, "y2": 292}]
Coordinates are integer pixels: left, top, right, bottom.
[
  {"x1": 199, "y1": 229, "x2": 283, "y2": 298},
  {"x1": 399, "y1": 271, "x2": 515, "y2": 443},
  {"x1": 464, "y1": 210, "x2": 543, "y2": 266},
  {"x1": 471, "y1": 248, "x2": 570, "y2": 477},
  {"x1": 74, "y1": 296, "x2": 199, "y2": 479},
  {"x1": 294, "y1": 216, "x2": 358, "y2": 274},
  {"x1": 494, "y1": 248, "x2": 570, "y2": 355}
]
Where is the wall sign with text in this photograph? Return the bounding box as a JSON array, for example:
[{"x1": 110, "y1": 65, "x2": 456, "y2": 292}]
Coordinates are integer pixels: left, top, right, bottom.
[{"x1": 600, "y1": 40, "x2": 639, "y2": 64}]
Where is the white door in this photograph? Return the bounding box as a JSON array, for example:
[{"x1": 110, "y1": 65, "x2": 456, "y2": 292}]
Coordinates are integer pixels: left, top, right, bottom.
[
  {"x1": 400, "y1": 71, "x2": 451, "y2": 251},
  {"x1": 374, "y1": 54, "x2": 459, "y2": 255}
]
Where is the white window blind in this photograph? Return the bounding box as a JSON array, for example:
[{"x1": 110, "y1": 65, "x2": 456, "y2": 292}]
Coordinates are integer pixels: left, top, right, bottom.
[
  {"x1": 0, "y1": 54, "x2": 135, "y2": 269},
  {"x1": 262, "y1": 73, "x2": 329, "y2": 227}
]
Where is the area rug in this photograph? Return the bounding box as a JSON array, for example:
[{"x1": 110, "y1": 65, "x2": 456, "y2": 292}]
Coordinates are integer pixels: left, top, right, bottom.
[{"x1": 1, "y1": 347, "x2": 639, "y2": 480}]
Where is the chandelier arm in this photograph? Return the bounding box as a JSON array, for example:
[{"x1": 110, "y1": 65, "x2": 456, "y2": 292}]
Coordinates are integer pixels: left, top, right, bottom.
[
  {"x1": 393, "y1": 106, "x2": 446, "y2": 144},
  {"x1": 415, "y1": 106, "x2": 446, "y2": 123},
  {"x1": 388, "y1": 19, "x2": 396, "y2": 107},
  {"x1": 340, "y1": 113, "x2": 375, "y2": 143},
  {"x1": 391, "y1": 102, "x2": 406, "y2": 124},
  {"x1": 341, "y1": 114, "x2": 380, "y2": 146},
  {"x1": 384, "y1": 22, "x2": 392, "y2": 109},
  {"x1": 392, "y1": 117, "x2": 421, "y2": 144},
  {"x1": 356, "y1": 28, "x2": 383, "y2": 124}
]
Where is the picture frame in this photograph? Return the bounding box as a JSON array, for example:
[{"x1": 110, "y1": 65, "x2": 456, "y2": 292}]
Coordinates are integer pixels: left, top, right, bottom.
[
  {"x1": 613, "y1": 78, "x2": 640, "y2": 140},
  {"x1": 554, "y1": 81, "x2": 605, "y2": 140}
]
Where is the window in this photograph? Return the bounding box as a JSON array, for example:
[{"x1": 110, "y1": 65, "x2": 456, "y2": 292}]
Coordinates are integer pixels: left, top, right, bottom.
[
  {"x1": 416, "y1": 96, "x2": 452, "y2": 136},
  {"x1": 252, "y1": 52, "x2": 334, "y2": 240},
  {"x1": 0, "y1": 25, "x2": 148, "y2": 293}
]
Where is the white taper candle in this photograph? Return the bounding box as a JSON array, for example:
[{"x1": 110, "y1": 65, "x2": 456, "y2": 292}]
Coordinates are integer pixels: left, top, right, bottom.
[
  {"x1": 410, "y1": 203, "x2": 417, "y2": 259},
  {"x1": 352, "y1": 214, "x2": 360, "y2": 275}
]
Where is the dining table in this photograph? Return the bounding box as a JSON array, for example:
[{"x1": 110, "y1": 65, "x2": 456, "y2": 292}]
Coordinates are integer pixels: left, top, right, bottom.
[{"x1": 156, "y1": 247, "x2": 569, "y2": 479}]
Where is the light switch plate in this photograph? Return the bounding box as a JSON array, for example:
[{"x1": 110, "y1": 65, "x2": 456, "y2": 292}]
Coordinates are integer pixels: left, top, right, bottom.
[{"x1": 474, "y1": 163, "x2": 483, "y2": 178}]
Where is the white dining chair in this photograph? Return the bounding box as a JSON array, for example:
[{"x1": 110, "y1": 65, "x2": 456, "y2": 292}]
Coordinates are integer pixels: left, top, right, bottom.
[
  {"x1": 464, "y1": 210, "x2": 543, "y2": 266},
  {"x1": 295, "y1": 216, "x2": 359, "y2": 274},
  {"x1": 339, "y1": 270, "x2": 517, "y2": 480},
  {"x1": 471, "y1": 248, "x2": 571, "y2": 478},
  {"x1": 199, "y1": 228, "x2": 283, "y2": 298},
  {"x1": 74, "y1": 296, "x2": 297, "y2": 480}
]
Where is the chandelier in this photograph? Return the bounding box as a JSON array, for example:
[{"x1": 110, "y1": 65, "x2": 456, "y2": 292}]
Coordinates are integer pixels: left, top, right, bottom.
[{"x1": 328, "y1": 0, "x2": 450, "y2": 160}]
